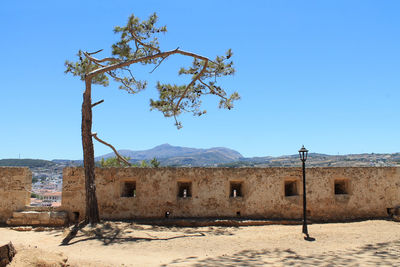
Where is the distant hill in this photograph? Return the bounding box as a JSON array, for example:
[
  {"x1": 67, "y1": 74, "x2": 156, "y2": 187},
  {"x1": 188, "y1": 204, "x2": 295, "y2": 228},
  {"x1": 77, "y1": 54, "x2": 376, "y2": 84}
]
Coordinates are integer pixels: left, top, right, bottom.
[
  {"x1": 218, "y1": 152, "x2": 400, "y2": 167},
  {"x1": 95, "y1": 143, "x2": 243, "y2": 166},
  {"x1": 0, "y1": 159, "x2": 57, "y2": 168},
  {"x1": 2, "y1": 146, "x2": 400, "y2": 168},
  {"x1": 52, "y1": 159, "x2": 83, "y2": 166}
]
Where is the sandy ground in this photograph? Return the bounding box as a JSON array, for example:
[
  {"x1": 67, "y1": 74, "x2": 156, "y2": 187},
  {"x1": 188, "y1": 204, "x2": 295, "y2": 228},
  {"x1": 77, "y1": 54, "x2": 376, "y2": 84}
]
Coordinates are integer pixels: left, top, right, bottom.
[{"x1": 0, "y1": 220, "x2": 399, "y2": 266}]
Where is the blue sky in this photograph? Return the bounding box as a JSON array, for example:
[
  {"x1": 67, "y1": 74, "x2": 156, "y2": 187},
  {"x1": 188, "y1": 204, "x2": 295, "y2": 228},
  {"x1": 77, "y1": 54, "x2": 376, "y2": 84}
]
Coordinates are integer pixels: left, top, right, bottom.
[{"x1": 1, "y1": 1, "x2": 399, "y2": 160}]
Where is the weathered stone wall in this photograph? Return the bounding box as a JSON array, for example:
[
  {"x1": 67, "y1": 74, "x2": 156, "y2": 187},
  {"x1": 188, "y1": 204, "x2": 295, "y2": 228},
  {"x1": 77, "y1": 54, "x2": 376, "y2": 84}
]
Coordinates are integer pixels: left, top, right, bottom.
[
  {"x1": 62, "y1": 167, "x2": 400, "y2": 222},
  {"x1": 0, "y1": 167, "x2": 31, "y2": 223}
]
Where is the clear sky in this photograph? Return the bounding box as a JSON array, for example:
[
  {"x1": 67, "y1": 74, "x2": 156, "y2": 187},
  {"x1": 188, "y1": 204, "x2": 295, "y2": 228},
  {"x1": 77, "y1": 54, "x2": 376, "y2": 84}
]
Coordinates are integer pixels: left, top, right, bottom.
[{"x1": 1, "y1": 1, "x2": 400, "y2": 160}]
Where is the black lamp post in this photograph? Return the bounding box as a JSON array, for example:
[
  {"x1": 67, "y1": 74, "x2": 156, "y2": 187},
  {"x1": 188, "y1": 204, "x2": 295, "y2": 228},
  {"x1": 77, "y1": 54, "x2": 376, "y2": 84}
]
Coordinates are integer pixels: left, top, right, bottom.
[{"x1": 299, "y1": 145, "x2": 309, "y2": 238}]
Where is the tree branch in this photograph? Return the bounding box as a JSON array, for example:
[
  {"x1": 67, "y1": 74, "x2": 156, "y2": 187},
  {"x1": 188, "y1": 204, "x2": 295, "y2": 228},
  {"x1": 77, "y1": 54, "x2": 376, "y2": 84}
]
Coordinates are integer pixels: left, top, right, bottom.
[
  {"x1": 87, "y1": 49, "x2": 104, "y2": 55},
  {"x1": 92, "y1": 133, "x2": 132, "y2": 166},
  {"x1": 83, "y1": 52, "x2": 121, "y2": 64},
  {"x1": 85, "y1": 48, "x2": 215, "y2": 129},
  {"x1": 175, "y1": 59, "x2": 208, "y2": 110},
  {"x1": 87, "y1": 49, "x2": 210, "y2": 78},
  {"x1": 107, "y1": 71, "x2": 135, "y2": 92},
  {"x1": 122, "y1": 67, "x2": 135, "y2": 80},
  {"x1": 130, "y1": 31, "x2": 161, "y2": 53},
  {"x1": 61, "y1": 220, "x2": 87, "y2": 245},
  {"x1": 170, "y1": 60, "x2": 208, "y2": 128},
  {"x1": 149, "y1": 56, "x2": 167, "y2": 73},
  {"x1": 91, "y1": 99, "x2": 104, "y2": 108},
  {"x1": 199, "y1": 80, "x2": 228, "y2": 100}
]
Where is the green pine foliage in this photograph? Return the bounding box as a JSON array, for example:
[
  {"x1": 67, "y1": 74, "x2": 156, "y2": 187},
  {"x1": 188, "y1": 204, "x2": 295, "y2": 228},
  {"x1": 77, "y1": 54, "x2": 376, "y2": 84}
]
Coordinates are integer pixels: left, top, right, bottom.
[
  {"x1": 98, "y1": 156, "x2": 161, "y2": 168},
  {"x1": 140, "y1": 160, "x2": 149, "y2": 167},
  {"x1": 65, "y1": 12, "x2": 239, "y2": 129},
  {"x1": 99, "y1": 157, "x2": 132, "y2": 167},
  {"x1": 150, "y1": 157, "x2": 160, "y2": 168}
]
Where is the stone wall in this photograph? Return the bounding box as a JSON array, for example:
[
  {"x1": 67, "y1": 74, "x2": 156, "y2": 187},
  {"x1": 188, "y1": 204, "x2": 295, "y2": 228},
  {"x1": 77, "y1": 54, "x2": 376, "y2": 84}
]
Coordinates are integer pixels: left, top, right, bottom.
[
  {"x1": 62, "y1": 167, "x2": 400, "y2": 222},
  {"x1": 0, "y1": 167, "x2": 31, "y2": 223}
]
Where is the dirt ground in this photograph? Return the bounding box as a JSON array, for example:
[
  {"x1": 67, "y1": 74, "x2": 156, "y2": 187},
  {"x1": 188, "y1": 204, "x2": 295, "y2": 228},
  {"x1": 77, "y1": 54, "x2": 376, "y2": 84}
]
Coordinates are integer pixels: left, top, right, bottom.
[{"x1": 0, "y1": 219, "x2": 399, "y2": 266}]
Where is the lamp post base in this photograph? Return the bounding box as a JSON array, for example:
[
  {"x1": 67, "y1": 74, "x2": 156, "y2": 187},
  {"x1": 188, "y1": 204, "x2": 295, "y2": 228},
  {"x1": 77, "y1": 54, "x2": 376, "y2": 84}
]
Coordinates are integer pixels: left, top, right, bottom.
[
  {"x1": 302, "y1": 223, "x2": 308, "y2": 236},
  {"x1": 303, "y1": 234, "x2": 315, "y2": 241}
]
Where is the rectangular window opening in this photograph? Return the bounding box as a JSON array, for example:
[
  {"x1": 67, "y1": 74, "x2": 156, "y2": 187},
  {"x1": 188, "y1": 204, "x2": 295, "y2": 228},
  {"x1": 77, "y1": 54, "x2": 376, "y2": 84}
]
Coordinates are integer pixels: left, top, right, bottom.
[
  {"x1": 121, "y1": 181, "x2": 136, "y2": 197},
  {"x1": 285, "y1": 181, "x2": 298, "y2": 196},
  {"x1": 73, "y1": 211, "x2": 80, "y2": 222},
  {"x1": 334, "y1": 180, "x2": 348, "y2": 195},
  {"x1": 230, "y1": 182, "x2": 243, "y2": 197},
  {"x1": 178, "y1": 182, "x2": 192, "y2": 198}
]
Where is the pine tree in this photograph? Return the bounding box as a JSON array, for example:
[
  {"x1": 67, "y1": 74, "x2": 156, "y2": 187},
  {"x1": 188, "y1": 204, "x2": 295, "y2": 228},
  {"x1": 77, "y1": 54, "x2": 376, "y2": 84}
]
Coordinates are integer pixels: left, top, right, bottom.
[
  {"x1": 65, "y1": 13, "x2": 239, "y2": 226},
  {"x1": 150, "y1": 157, "x2": 160, "y2": 168}
]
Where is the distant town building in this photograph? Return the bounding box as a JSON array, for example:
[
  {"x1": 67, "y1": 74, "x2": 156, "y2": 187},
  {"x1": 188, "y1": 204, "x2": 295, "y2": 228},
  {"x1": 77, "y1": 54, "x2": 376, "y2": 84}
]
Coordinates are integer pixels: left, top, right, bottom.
[
  {"x1": 31, "y1": 190, "x2": 62, "y2": 206},
  {"x1": 42, "y1": 192, "x2": 61, "y2": 202}
]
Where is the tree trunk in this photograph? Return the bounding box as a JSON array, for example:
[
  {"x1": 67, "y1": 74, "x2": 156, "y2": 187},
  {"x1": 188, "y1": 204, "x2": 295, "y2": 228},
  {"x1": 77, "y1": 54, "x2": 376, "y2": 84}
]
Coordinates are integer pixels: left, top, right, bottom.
[{"x1": 82, "y1": 77, "x2": 100, "y2": 224}]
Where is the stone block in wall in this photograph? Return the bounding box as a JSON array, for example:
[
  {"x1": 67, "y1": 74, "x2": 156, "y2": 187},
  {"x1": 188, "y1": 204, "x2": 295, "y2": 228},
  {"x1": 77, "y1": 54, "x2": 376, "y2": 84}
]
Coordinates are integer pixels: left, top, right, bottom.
[
  {"x1": 7, "y1": 211, "x2": 68, "y2": 226},
  {"x1": 49, "y1": 218, "x2": 68, "y2": 226},
  {"x1": 21, "y1": 211, "x2": 40, "y2": 219},
  {"x1": 49, "y1": 211, "x2": 68, "y2": 226},
  {"x1": 0, "y1": 167, "x2": 31, "y2": 191},
  {"x1": 12, "y1": 212, "x2": 25, "y2": 218},
  {"x1": 0, "y1": 167, "x2": 32, "y2": 223},
  {"x1": 6, "y1": 218, "x2": 24, "y2": 225},
  {"x1": 38, "y1": 212, "x2": 50, "y2": 221}
]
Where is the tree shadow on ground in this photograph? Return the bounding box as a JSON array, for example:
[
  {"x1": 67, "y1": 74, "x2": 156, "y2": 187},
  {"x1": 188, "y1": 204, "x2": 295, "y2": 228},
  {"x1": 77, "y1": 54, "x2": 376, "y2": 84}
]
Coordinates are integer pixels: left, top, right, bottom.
[
  {"x1": 60, "y1": 222, "x2": 209, "y2": 246},
  {"x1": 145, "y1": 225, "x2": 237, "y2": 236},
  {"x1": 98, "y1": 221, "x2": 237, "y2": 236},
  {"x1": 162, "y1": 239, "x2": 400, "y2": 266}
]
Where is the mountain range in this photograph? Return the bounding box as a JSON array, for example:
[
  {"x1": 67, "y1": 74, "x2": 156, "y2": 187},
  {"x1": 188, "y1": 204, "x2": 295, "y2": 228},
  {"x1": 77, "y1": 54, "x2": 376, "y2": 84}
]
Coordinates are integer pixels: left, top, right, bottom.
[
  {"x1": 94, "y1": 144, "x2": 400, "y2": 167},
  {"x1": 2, "y1": 144, "x2": 400, "y2": 168},
  {"x1": 95, "y1": 143, "x2": 243, "y2": 166}
]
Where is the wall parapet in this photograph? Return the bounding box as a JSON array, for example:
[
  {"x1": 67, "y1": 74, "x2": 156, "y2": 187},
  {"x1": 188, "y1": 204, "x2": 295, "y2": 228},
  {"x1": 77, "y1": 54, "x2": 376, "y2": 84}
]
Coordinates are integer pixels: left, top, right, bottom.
[
  {"x1": 62, "y1": 167, "x2": 400, "y2": 222},
  {"x1": 0, "y1": 167, "x2": 32, "y2": 223}
]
